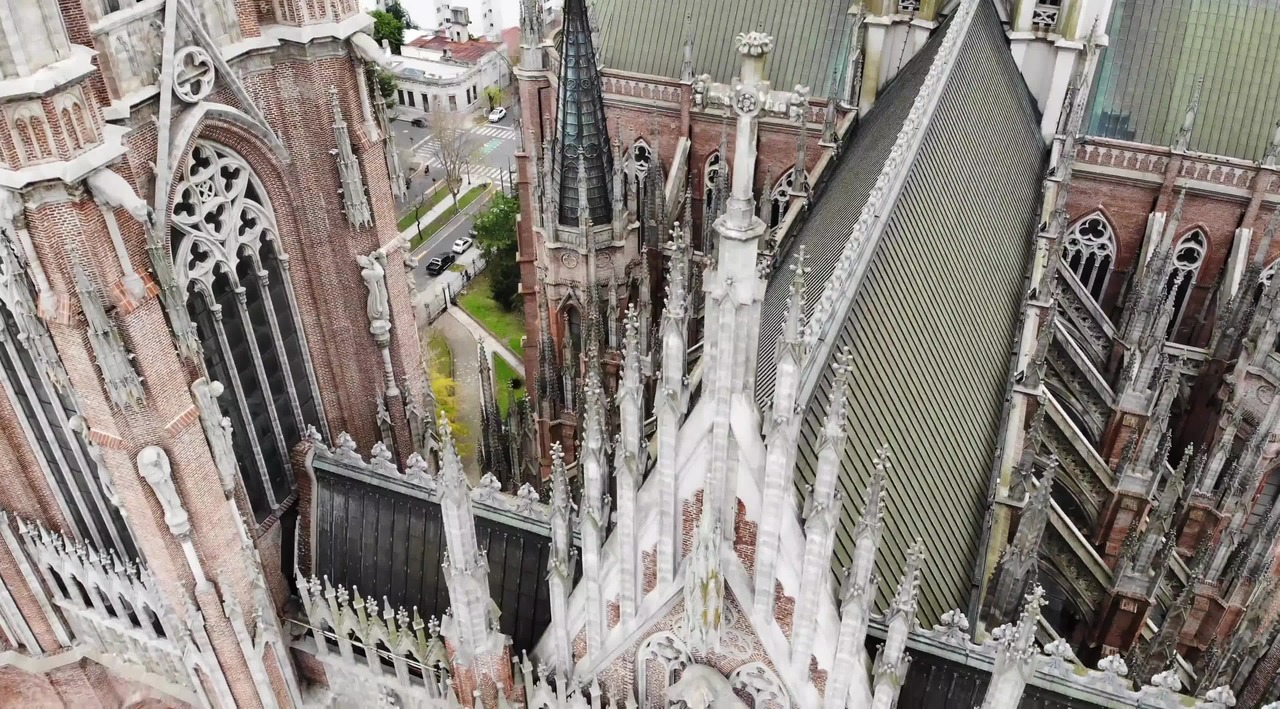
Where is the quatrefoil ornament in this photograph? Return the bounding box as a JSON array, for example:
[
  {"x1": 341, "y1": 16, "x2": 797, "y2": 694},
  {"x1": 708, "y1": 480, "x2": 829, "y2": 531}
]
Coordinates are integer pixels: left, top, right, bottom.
[{"x1": 173, "y1": 46, "x2": 216, "y2": 103}]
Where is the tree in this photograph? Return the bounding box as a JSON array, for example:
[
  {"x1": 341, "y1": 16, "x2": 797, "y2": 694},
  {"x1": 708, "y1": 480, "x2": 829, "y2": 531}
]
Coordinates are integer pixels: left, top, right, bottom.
[
  {"x1": 472, "y1": 193, "x2": 521, "y2": 311},
  {"x1": 370, "y1": 10, "x2": 405, "y2": 54},
  {"x1": 483, "y1": 85, "x2": 504, "y2": 112},
  {"x1": 430, "y1": 371, "x2": 472, "y2": 458},
  {"x1": 385, "y1": 2, "x2": 417, "y2": 30},
  {"x1": 430, "y1": 111, "x2": 478, "y2": 205},
  {"x1": 370, "y1": 67, "x2": 398, "y2": 109}
]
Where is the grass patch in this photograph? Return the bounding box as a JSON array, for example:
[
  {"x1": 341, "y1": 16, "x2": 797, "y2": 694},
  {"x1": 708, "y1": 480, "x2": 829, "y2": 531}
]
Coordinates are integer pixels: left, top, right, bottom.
[
  {"x1": 408, "y1": 185, "x2": 490, "y2": 250},
  {"x1": 425, "y1": 330, "x2": 453, "y2": 377},
  {"x1": 458, "y1": 271, "x2": 525, "y2": 356},
  {"x1": 492, "y1": 357, "x2": 523, "y2": 417},
  {"x1": 397, "y1": 184, "x2": 450, "y2": 231},
  {"x1": 448, "y1": 264, "x2": 467, "y2": 273}
]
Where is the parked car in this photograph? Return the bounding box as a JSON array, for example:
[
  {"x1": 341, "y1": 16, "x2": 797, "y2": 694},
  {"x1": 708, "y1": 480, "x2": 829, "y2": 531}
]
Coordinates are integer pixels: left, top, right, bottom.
[
  {"x1": 451, "y1": 237, "x2": 474, "y2": 254},
  {"x1": 424, "y1": 253, "x2": 455, "y2": 275},
  {"x1": 411, "y1": 116, "x2": 428, "y2": 128},
  {"x1": 487, "y1": 107, "x2": 507, "y2": 123}
]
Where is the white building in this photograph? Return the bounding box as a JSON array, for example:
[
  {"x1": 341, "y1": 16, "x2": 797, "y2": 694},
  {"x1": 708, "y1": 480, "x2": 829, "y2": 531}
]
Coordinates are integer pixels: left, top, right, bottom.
[{"x1": 389, "y1": 29, "x2": 509, "y2": 118}]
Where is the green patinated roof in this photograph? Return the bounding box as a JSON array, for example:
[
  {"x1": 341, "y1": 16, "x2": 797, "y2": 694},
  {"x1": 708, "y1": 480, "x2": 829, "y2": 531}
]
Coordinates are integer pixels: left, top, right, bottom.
[
  {"x1": 1088, "y1": 0, "x2": 1280, "y2": 160},
  {"x1": 781, "y1": 0, "x2": 1044, "y2": 625},
  {"x1": 595, "y1": 0, "x2": 852, "y2": 95}
]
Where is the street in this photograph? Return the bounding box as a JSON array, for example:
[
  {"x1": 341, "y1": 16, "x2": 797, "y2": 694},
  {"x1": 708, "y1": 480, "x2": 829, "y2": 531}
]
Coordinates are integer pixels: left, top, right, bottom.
[{"x1": 390, "y1": 110, "x2": 520, "y2": 291}]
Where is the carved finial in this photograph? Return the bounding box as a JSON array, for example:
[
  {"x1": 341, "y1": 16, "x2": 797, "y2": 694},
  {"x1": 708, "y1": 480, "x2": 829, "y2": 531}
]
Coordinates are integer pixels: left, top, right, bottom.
[{"x1": 1174, "y1": 76, "x2": 1204, "y2": 152}]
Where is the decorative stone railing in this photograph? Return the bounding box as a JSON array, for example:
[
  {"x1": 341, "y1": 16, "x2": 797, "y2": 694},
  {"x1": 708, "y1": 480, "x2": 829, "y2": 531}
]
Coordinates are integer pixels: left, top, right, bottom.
[
  {"x1": 5, "y1": 513, "x2": 222, "y2": 706},
  {"x1": 317, "y1": 433, "x2": 553, "y2": 527},
  {"x1": 1031, "y1": 2, "x2": 1062, "y2": 31},
  {"x1": 906, "y1": 608, "x2": 1238, "y2": 709},
  {"x1": 1075, "y1": 139, "x2": 1280, "y2": 195}
]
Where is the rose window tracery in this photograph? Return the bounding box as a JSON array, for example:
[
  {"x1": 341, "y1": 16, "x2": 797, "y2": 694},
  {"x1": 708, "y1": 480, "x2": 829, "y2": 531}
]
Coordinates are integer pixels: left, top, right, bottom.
[{"x1": 1062, "y1": 214, "x2": 1115, "y2": 302}]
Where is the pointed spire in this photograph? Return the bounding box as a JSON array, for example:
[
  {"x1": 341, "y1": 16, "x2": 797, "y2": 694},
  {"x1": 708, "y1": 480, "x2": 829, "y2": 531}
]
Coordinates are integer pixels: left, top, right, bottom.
[
  {"x1": 680, "y1": 9, "x2": 695, "y2": 83},
  {"x1": 1264, "y1": 118, "x2": 1280, "y2": 168},
  {"x1": 546, "y1": 442, "x2": 576, "y2": 676},
  {"x1": 536, "y1": 273, "x2": 564, "y2": 413},
  {"x1": 683, "y1": 513, "x2": 723, "y2": 653},
  {"x1": 789, "y1": 109, "x2": 810, "y2": 202},
  {"x1": 72, "y1": 258, "x2": 145, "y2": 410},
  {"x1": 983, "y1": 586, "x2": 1047, "y2": 708},
  {"x1": 553, "y1": 0, "x2": 613, "y2": 227},
  {"x1": 871, "y1": 540, "x2": 923, "y2": 709},
  {"x1": 1174, "y1": 76, "x2": 1204, "y2": 152}
]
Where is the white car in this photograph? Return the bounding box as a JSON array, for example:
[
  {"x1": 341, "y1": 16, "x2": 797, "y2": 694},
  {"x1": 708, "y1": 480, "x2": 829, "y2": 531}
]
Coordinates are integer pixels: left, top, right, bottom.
[
  {"x1": 487, "y1": 107, "x2": 507, "y2": 123},
  {"x1": 452, "y1": 236, "x2": 474, "y2": 254}
]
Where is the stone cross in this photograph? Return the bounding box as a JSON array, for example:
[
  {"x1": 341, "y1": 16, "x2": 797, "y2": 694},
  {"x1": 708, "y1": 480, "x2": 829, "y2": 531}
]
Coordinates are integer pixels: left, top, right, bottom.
[{"x1": 692, "y1": 32, "x2": 810, "y2": 236}]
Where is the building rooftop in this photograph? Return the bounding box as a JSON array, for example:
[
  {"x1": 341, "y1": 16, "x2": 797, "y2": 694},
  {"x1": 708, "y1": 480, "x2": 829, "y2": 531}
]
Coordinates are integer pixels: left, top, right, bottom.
[{"x1": 407, "y1": 32, "x2": 502, "y2": 65}]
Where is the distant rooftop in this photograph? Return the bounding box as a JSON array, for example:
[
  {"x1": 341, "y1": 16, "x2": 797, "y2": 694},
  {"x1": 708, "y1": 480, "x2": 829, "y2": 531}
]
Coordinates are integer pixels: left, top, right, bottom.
[
  {"x1": 1087, "y1": 0, "x2": 1280, "y2": 160},
  {"x1": 406, "y1": 32, "x2": 501, "y2": 64}
]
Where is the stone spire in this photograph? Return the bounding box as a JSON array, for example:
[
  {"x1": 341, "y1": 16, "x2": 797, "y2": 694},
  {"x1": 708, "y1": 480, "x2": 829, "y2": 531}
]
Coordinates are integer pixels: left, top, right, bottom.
[
  {"x1": 546, "y1": 443, "x2": 576, "y2": 675},
  {"x1": 983, "y1": 459, "x2": 1057, "y2": 628},
  {"x1": 792, "y1": 349, "x2": 853, "y2": 675},
  {"x1": 613, "y1": 306, "x2": 644, "y2": 621},
  {"x1": 476, "y1": 345, "x2": 510, "y2": 484},
  {"x1": 72, "y1": 259, "x2": 145, "y2": 411},
  {"x1": 330, "y1": 88, "x2": 372, "y2": 229},
  {"x1": 872, "y1": 540, "x2": 924, "y2": 709},
  {"x1": 578, "y1": 362, "x2": 608, "y2": 659},
  {"x1": 535, "y1": 273, "x2": 563, "y2": 414},
  {"x1": 680, "y1": 9, "x2": 695, "y2": 83},
  {"x1": 683, "y1": 513, "x2": 723, "y2": 654},
  {"x1": 753, "y1": 249, "x2": 811, "y2": 618},
  {"x1": 437, "y1": 416, "x2": 501, "y2": 661},
  {"x1": 656, "y1": 224, "x2": 690, "y2": 584},
  {"x1": 982, "y1": 586, "x2": 1047, "y2": 708},
  {"x1": 788, "y1": 105, "x2": 810, "y2": 203},
  {"x1": 552, "y1": 0, "x2": 613, "y2": 227},
  {"x1": 1173, "y1": 76, "x2": 1204, "y2": 153},
  {"x1": 824, "y1": 448, "x2": 889, "y2": 709}
]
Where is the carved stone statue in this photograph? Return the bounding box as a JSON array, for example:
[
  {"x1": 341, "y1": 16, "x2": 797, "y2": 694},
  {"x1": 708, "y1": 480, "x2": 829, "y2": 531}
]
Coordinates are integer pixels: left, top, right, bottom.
[
  {"x1": 137, "y1": 446, "x2": 191, "y2": 538},
  {"x1": 666, "y1": 665, "x2": 747, "y2": 709},
  {"x1": 357, "y1": 251, "x2": 391, "y2": 335},
  {"x1": 191, "y1": 378, "x2": 237, "y2": 495}
]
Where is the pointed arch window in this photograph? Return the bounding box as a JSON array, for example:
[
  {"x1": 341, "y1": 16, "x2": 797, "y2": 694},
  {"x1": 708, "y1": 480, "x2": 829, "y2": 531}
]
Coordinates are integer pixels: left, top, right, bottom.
[
  {"x1": 1063, "y1": 213, "x2": 1115, "y2": 302},
  {"x1": 0, "y1": 253, "x2": 136, "y2": 560},
  {"x1": 635, "y1": 633, "x2": 690, "y2": 706},
  {"x1": 629, "y1": 140, "x2": 653, "y2": 217},
  {"x1": 769, "y1": 171, "x2": 796, "y2": 229},
  {"x1": 1164, "y1": 229, "x2": 1206, "y2": 339},
  {"x1": 171, "y1": 141, "x2": 322, "y2": 520}
]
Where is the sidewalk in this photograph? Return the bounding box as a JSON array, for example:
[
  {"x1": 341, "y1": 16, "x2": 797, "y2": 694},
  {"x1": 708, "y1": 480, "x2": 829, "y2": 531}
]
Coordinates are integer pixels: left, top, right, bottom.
[
  {"x1": 448, "y1": 306, "x2": 524, "y2": 375},
  {"x1": 398, "y1": 177, "x2": 492, "y2": 252}
]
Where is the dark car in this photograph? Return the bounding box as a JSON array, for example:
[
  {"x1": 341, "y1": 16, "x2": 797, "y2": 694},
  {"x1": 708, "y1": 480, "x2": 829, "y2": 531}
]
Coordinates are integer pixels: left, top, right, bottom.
[
  {"x1": 411, "y1": 116, "x2": 428, "y2": 128},
  {"x1": 425, "y1": 253, "x2": 455, "y2": 275}
]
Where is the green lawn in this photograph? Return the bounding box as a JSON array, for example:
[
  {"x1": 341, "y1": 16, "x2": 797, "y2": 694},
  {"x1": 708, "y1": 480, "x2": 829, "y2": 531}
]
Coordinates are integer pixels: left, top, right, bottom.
[
  {"x1": 397, "y1": 184, "x2": 450, "y2": 231},
  {"x1": 407, "y1": 185, "x2": 490, "y2": 250},
  {"x1": 492, "y1": 357, "x2": 523, "y2": 417},
  {"x1": 426, "y1": 330, "x2": 453, "y2": 377},
  {"x1": 458, "y1": 271, "x2": 526, "y2": 357}
]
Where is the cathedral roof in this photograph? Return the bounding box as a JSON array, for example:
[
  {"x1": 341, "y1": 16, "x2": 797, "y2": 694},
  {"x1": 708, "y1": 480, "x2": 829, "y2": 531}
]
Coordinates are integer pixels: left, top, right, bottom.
[
  {"x1": 596, "y1": 0, "x2": 850, "y2": 94},
  {"x1": 1087, "y1": 0, "x2": 1280, "y2": 160},
  {"x1": 553, "y1": 0, "x2": 613, "y2": 227},
  {"x1": 310, "y1": 456, "x2": 555, "y2": 656},
  {"x1": 760, "y1": 0, "x2": 1044, "y2": 625}
]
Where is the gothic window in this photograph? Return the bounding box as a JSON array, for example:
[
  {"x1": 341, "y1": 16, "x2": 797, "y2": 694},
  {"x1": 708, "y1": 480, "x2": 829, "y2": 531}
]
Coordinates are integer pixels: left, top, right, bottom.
[
  {"x1": 728, "y1": 663, "x2": 790, "y2": 708},
  {"x1": 703, "y1": 152, "x2": 722, "y2": 242},
  {"x1": 563, "y1": 303, "x2": 582, "y2": 364},
  {"x1": 0, "y1": 264, "x2": 136, "y2": 560},
  {"x1": 1062, "y1": 213, "x2": 1115, "y2": 302},
  {"x1": 73, "y1": 103, "x2": 94, "y2": 143},
  {"x1": 13, "y1": 117, "x2": 36, "y2": 161},
  {"x1": 171, "y1": 141, "x2": 321, "y2": 520},
  {"x1": 635, "y1": 632, "x2": 690, "y2": 706},
  {"x1": 60, "y1": 108, "x2": 81, "y2": 150},
  {"x1": 1164, "y1": 229, "x2": 1207, "y2": 339},
  {"x1": 630, "y1": 140, "x2": 653, "y2": 216},
  {"x1": 769, "y1": 171, "x2": 796, "y2": 229}
]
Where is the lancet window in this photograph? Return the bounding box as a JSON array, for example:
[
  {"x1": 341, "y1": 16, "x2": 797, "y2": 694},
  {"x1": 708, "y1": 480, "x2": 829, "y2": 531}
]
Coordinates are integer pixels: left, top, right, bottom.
[
  {"x1": 769, "y1": 171, "x2": 796, "y2": 229},
  {"x1": 1164, "y1": 229, "x2": 1206, "y2": 339},
  {"x1": 630, "y1": 140, "x2": 653, "y2": 216},
  {"x1": 1062, "y1": 213, "x2": 1114, "y2": 302},
  {"x1": 171, "y1": 141, "x2": 321, "y2": 520},
  {"x1": 0, "y1": 256, "x2": 136, "y2": 560},
  {"x1": 635, "y1": 633, "x2": 690, "y2": 706}
]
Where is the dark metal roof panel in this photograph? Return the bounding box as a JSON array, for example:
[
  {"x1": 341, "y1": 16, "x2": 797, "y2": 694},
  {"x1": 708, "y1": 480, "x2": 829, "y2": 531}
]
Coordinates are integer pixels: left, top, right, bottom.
[
  {"x1": 313, "y1": 468, "x2": 554, "y2": 655},
  {"x1": 1087, "y1": 0, "x2": 1280, "y2": 159},
  {"x1": 792, "y1": 0, "x2": 1045, "y2": 626},
  {"x1": 754, "y1": 21, "x2": 947, "y2": 405},
  {"x1": 596, "y1": 0, "x2": 851, "y2": 96}
]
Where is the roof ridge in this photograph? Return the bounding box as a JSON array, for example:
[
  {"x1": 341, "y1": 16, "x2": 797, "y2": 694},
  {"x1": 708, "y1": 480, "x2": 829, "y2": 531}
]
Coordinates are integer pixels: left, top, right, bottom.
[{"x1": 799, "y1": 0, "x2": 982, "y2": 366}]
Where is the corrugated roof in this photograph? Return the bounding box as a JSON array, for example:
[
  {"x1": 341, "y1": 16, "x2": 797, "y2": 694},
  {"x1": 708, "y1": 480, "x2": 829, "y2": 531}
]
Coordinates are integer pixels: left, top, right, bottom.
[
  {"x1": 1087, "y1": 0, "x2": 1280, "y2": 160},
  {"x1": 313, "y1": 464, "x2": 554, "y2": 655},
  {"x1": 790, "y1": 0, "x2": 1044, "y2": 626},
  {"x1": 596, "y1": 0, "x2": 852, "y2": 95}
]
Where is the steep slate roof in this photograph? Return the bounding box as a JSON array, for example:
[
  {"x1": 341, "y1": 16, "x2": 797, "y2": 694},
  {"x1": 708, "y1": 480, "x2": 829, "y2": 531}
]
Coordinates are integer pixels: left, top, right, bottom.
[
  {"x1": 780, "y1": 0, "x2": 1045, "y2": 626},
  {"x1": 595, "y1": 0, "x2": 851, "y2": 95},
  {"x1": 1087, "y1": 0, "x2": 1280, "y2": 160},
  {"x1": 553, "y1": 0, "x2": 613, "y2": 226},
  {"x1": 311, "y1": 461, "x2": 554, "y2": 655}
]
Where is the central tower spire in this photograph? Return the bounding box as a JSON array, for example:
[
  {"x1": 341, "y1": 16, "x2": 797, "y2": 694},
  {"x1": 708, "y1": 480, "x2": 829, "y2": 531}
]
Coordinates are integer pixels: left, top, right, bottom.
[{"x1": 553, "y1": 0, "x2": 613, "y2": 227}]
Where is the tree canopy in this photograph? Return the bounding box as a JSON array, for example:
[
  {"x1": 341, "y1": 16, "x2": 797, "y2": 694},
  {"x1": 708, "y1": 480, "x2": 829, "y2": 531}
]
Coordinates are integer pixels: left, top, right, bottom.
[
  {"x1": 385, "y1": 2, "x2": 416, "y2": 30},
  {"x1": 370, "y1": 10, "x2": 405, "y2": 54},
  {"x1": 472, "y1": 192, "x2": 521, "y2": 311}
]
